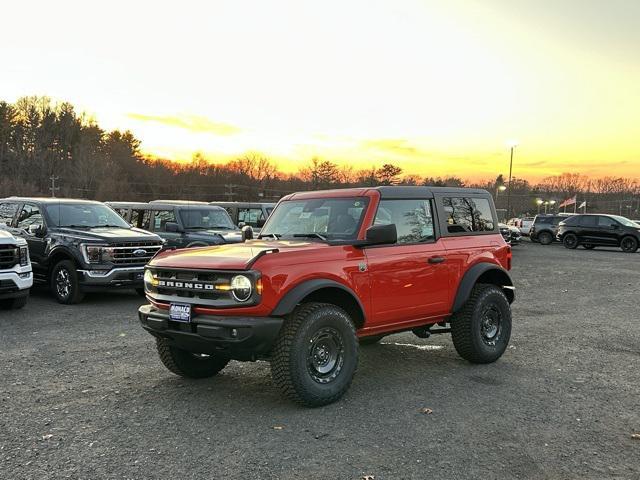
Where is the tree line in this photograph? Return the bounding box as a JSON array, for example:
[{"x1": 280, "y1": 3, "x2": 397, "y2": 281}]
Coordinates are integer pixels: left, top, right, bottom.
[{"x1": 1, "y1": 96, "x2": 638, "y2": 217}]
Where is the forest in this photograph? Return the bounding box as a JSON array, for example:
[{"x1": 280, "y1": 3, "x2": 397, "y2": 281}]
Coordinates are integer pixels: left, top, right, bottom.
[{"x1": 1, "y1": 96, "x2": 638, "y2": 217}]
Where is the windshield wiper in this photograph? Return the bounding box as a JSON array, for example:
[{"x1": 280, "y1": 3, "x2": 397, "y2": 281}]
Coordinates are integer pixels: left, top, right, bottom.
[
  {"x1": 96, "y1": 224, "x2": 126, "y2": 228},
  {"x1": 59, "y1": 224, "x2": 90, "y2": 229},
  {"x1": 258, "y1": 233, "x2": 282, "y2": 239},
  {"x1": 293, "y1": 233, "x2": 328, "y2": 241}
]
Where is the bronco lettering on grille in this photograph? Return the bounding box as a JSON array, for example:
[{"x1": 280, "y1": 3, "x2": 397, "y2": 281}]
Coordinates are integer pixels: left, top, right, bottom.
[{"x1": 157, "y1": 280, "x2": 215, "y2": 290}]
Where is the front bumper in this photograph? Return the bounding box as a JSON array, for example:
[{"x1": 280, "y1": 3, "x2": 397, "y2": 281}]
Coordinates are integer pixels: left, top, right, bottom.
[
  {"x1": 78, "y1": 266, "x2": 145, "y2": 289},
  {"x1": 138, "y1": 304, "x2": 284, "y2": 361},
  {"x1": 0, "y1": 268, "x2": 33, "y2": 300}
]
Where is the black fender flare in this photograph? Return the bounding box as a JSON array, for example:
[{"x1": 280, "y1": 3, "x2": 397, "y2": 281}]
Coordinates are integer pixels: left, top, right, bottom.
[
  {"x1": 270, "y1": 279, "x2": 366, "y2": 320},
  {"x1": 452, "y1": 263, "x2": 514, "y2": 313},
  {"x1": 47, "y1": 245, "x2": 84, "y2": 271}
]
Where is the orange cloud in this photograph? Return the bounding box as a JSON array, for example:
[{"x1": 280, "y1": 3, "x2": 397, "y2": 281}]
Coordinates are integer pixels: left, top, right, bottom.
[{"x1": 127, "y1": 113, "x2": 241, "y2": 136}]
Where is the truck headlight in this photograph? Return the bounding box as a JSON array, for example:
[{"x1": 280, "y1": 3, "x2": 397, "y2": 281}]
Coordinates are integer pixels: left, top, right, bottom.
[
  {"x1": 19, "y1": 246, "x2": 29, "y2": 266},
  {"x1": 82, "y1": 244, "x2": 115, "y2": 263},
  {"x1": 230, "y1": 275, "x2": 252, "y2": 302}
]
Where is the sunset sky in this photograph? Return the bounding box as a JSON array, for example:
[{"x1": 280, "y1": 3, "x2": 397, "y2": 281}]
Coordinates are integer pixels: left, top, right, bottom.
[{"x1": 2, "y1": 0, "x2": 639, "y2": 181}]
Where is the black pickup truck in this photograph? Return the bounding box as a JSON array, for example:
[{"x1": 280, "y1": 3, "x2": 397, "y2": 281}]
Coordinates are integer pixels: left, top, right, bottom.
[{"x1": 0, "y1": 197, "x2": 164, "y2": 304}]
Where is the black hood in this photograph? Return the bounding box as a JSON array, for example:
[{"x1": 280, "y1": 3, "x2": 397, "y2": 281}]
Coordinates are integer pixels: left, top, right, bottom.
[{"x1": 52, "y1": 226, "x2": 162, "y2": 243}]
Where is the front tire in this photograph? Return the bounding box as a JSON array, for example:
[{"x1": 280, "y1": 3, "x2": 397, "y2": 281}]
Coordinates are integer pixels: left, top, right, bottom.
[
  {"x1": 0, "y1": 295, "x2": 28, "y2": 310},
  {"x1": 50, "y1": 260, "x2": 85, "y2": 304},
  {"x1": 538, "y1": 231, "x2": 553, "y2": 245},
  {"x1": 156, "y1": 337, "x2": 229, "y2": 378},
  {"x1": 620, "y1": 236, "x2": 638, "y2": 253},
  {"x1": 271, "y1": 302, "x2": 358, "y2": 407},
  {"x1": 563, "y1": 233, "x2": 578, "y2": 249},
  {"x1": 450, "y1": 284, "x2": 512, "y2": 364}
]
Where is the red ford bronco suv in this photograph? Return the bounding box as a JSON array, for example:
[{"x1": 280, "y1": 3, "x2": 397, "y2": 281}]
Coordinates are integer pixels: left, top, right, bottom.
[{"x1": 139, "y1": 187, "x2": 515, "y2": 406}]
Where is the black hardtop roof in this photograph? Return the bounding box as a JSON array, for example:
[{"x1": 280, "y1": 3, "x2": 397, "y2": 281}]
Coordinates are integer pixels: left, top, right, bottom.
[
  {"x1": 375, "y1": 186, "x2": 490, "y2": 198},
  {"x1": 3, "y1": 196, "x2": 103, "y2": 205}
]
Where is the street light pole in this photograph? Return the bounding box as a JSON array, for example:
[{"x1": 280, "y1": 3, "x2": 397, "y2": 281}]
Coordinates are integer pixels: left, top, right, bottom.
[{"x1": 505, "y1": 142, "x2": 517, "y2": 219}]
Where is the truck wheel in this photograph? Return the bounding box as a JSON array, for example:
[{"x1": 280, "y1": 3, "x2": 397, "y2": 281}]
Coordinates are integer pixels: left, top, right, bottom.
[
  {"x1": 620, "y1": 236, "x2": 638, "y2": 253},
  {"x1": 359, "y1": 335, "x2": 384, "y2": 345},
  {"x1": 450, "y1": 284, "x2": 511, "y2": 364},
  {"x1": 1, "y1": 296, "x2": 27, "y2": 310},
  {"x1": 156, "y1": 337, "x2": 229, "y2": 378},
  {"x1": 51, "y1": 260, "x2": 85, "y2": 304},
  {"x1": 538, "y1": 231, "x2": 553, "y2": 245},
  {"x1": 562, "y1": 233, "x2": 578, "y2": 249},
  {"x1": 271, "y1": 302, "x2": 358, "y2": 407}
]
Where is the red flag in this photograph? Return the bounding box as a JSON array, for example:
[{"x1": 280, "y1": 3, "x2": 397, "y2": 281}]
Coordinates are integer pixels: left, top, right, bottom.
[{"x1": 559, "y1": 196, "x2": 576, "y2": 208}]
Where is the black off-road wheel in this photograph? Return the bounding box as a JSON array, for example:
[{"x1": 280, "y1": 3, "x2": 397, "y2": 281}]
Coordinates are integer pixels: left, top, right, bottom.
[
  {"x1": 563, "y1": 233, "x2": 578, "y2": 249},
  {"x1": 50, "y1": 260, "x2": 85, "y2": 304},
  {"x1": 156, "y1": 337, "x2": 229, "y2": 378},
  {"x1": 359, "y1": 335, "x2": 384, "y2": 346},
  {"x1": 270, "y1": 302, "x2": 358, "y2": 407},
  {"x1": 620, "y1": 236, "x2": 638, "y2": 253},
  {"x1": 0, "y1": 296, "x2": 28, "y2": 310},
  {"x1": 538, "y1": 231, "x2": 553, "y2": 245},
  {"x1": 450, "y1": 284, "x2": 512, "y2": 364}
]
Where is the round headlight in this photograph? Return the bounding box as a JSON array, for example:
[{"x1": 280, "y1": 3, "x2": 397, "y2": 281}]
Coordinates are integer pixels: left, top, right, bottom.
[
  {"x1": 231, "y1": 275, "x2": 252, "y2": 302},
  {"x1": 143, "y1": 269, "x2": 155, "y2": 290}
]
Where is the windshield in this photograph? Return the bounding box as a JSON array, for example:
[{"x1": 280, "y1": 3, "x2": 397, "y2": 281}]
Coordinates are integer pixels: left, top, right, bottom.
[
  {"x1": 179, "y1": 208, "x2": 236, "y2": 229},
  {"x1": 611, "y1": 215, "x2": 638, "y2": 227},
  {"x1": 260, "y1": 197, "x2": 369, "y2": 240},
  {"x1": 46, "y1": 203, "x2": 130, "y2": 228}
]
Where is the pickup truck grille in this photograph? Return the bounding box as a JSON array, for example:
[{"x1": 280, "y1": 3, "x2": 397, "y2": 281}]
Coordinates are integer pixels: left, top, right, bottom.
[
  {"x1": 110, "y1": 241, "x2": 163, "y2": 265},
  {"x1": 0, "y1": 245, "x2": 18, "y2": 269}
]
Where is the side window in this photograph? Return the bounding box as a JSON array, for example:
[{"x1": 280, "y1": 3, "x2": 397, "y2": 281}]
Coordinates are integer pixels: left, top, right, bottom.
[
  {"x1": 374, "y1": 199, "x2": 434, "y2": 243},
  {"x1": 0, "y1": 203, "x2": 18, "y2": 226},
  {"x1": 580, "y1": 216, "x2": 597, "y2": 227},
  {"x1": 238, "y1": 208, "x2": 265, "y2": 228},
  {"x1": 16, "y1": 204, "x2": 44, "y2": 230},
  {"x1": 597, "y1": 216, "x2": 618, "y2": 228},
  {"x1": 563, "y1": 216, "x2": 580, "y2": 226},
  {"x1": 112, "y1": 208, "x2": 128, "y2": 220},
  {"x1": 131, "y1": 209, "x2": 152, "y2": 230},
  {"x1": 223, "y1": 207, "x2": 236, "y2": 222},
  {"x1": 154, "y1": 210, "x2": 177, "y2": 231},
  {"x1": 443, "y1": 197, "x2": 495, "y2": 233}
]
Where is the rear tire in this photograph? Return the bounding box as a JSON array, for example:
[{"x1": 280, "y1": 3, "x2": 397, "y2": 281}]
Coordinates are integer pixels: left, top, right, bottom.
[
  {"x1": 271, "y1": 302, "x2": 358, "y2": 407},
  {"x1": 538, "y1": 231, "x2": 553, "y2": 245},
  {"x1": 450, "y1": 284, "x2": 512, "y2": 364},
  {"x1": 50, "y1": 260, "x2": 85, "y2": 304},
  {"x1": 563, "y1": 233, "x2": 578, "y2": 249},
  {"x1": 620, "y1": 236, "x2": 638, "y2": 253},
  {"x1": 156, "y1": 337, "x2": 229, "y2": 378}
]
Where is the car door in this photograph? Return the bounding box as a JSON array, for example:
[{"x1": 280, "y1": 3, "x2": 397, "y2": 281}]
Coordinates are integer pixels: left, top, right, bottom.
[
  {"x1": 14, "y1": 203, "x2": 48, "y2": 273},
  {"x1": 365, "y1": 198, "x2": 451, "y2": 326},
  {"x1": 578, "y1": 215, "x2": 598, "y2": 243},
  {"x1": 596, "y1": 216, "x2": 622, "y2": 245}
]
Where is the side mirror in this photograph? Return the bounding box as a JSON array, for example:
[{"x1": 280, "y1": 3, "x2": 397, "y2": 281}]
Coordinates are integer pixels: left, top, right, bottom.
[
  {"x1": 238, "y1": 221, "x2": 246, "y2": 228},
  {"x1": 242, "y1": 225, "x2": 254, "y2": 241},
  {"x1": 28, "y1": 224, "x2": 44, "y2": 237},
  {"x1": 364, "y1": 224, "x2": 397, "y2": 246},
  {"x1": 165, "y1": 222, "x2": 180, "y2": 233}
]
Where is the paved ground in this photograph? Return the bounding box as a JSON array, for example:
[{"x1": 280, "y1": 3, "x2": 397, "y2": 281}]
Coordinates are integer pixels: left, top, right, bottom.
[{"x1": 1, "y1": 241, "x2": 639, "y2": 480}]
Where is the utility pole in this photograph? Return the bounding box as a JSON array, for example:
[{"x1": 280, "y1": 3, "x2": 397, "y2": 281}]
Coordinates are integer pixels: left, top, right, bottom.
[
  {"x1": 49, "y1": 176, "x2": 60, "y2": 197},
  {"x1": 225, "y1": 184, "x2": 234, "y2": 201}
]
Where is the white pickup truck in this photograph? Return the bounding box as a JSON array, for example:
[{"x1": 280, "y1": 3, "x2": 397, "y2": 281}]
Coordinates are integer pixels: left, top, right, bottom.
[{"x1": 0, "y1": 229, "x2": 32, "y2": 309}]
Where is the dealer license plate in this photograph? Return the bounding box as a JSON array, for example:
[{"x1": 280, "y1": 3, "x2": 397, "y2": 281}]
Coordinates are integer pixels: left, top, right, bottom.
[{"x1": 169, "y1": 303, "x2": 191, "y2": 323}]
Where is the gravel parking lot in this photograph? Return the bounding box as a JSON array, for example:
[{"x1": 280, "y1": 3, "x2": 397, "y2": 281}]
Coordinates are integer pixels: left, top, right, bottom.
[{"x1": 2, "y1": 241, "x2": 639, "y2": 480}]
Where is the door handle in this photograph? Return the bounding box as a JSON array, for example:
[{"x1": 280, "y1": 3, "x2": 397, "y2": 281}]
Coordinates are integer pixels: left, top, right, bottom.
[{"x1": 428, "y1": 256, "x2": 445, "y2": 264}]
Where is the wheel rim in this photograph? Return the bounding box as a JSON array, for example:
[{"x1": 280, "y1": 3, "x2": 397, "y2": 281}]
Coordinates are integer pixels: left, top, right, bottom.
[
  {"x1": 622, "y1": 238, "x2": 635, "y2": 251},
  {"x1": 480, "y1": 305, "x2": 502, "y2": 346},
  {"x1": 307, "y1": 327, "x2": 345, "y2": 384},
  {"x1": 565, "y1": 236, "x2": 577, "y2": 248},
  {"x1": 540, "y1": 233, "x2": 551, "y2": 244},
  {"x1": 55, "y1": 268, "x2": 72, "y2": 299}
]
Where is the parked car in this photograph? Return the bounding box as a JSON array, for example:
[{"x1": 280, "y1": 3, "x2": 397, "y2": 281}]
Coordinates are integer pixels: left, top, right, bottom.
[
  {"x1": 138, "y1": 186, "x2": 515, "y2": 406},
  {"x1": 209, "y1": 201, "x2": 275, "y2": 234},
  {"x1": 529, "y1": 213, "x2": 576, "y2": 245},
  {"x1": 109, "y1": 201, "x2": 244, "y2": 247},
  {"x1": 499, "y1": 223, "x2": 522, "y2": 245},
  {"x1": 519, "y1": 217, "x2": 535, "y2": 236},
  {"x1": 0, "y1": 197, "x2": 163, "y2": 304},
  {"x1": 0, "y1": 229, "x2": 32, "y2": 309},
  {"x1": 557, "y1": 214, "x2": 640, "y2": 252}
]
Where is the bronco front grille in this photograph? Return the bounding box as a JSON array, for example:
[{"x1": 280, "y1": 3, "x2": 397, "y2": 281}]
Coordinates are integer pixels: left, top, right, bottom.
[
  {"x1": 110, "y1": 241, "x2": 163, "y2": 265},
  {"x1": 0, "y1": 245, "x2": 18, "y2": 269},
  {"x1": 146, "y1": 267, "x2": 261, "y2": 308}
]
